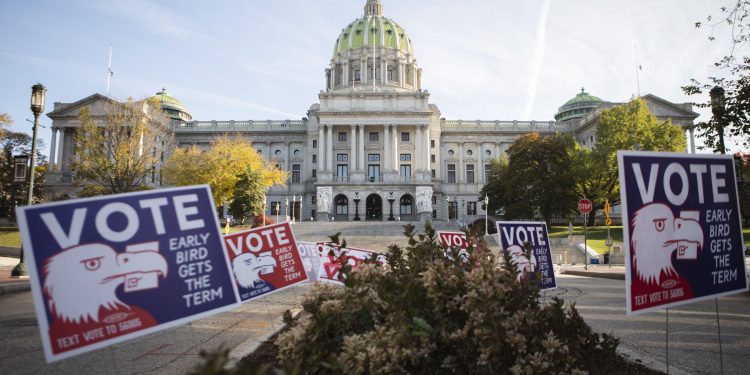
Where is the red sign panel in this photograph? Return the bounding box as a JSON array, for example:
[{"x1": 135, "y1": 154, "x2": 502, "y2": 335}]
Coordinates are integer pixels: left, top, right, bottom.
[
  {"x1": 437, "y1": 231, "x2": 469, "y2": 249},
  {"x1": 578, "y1": 199, "x2": 593, "y2": 214}
]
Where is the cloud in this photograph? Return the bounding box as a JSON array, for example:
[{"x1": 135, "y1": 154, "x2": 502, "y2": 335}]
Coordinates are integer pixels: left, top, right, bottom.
[{"x1": 522, "y1": 0, "x2": 551, "y2": 120}]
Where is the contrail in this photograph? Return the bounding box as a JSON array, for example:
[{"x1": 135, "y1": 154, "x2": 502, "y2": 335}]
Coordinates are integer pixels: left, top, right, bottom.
[{"x1": 522, "y1": 0, "x2": 551, "y2": 120}]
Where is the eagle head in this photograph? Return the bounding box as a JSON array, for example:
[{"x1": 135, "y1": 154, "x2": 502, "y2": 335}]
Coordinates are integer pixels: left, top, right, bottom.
[
  {"x1": 43, "y1": 243, "x2": 168, "y2": 324},
  {"x1": 631, "y1": 203, "x2": 704, "y2": 285},
  {"x1": 232, "y1": 251, "x2": 277, "y2": 289},
  {"x1": 506, "y1": 244, "x2": 537, "y2": 281}
]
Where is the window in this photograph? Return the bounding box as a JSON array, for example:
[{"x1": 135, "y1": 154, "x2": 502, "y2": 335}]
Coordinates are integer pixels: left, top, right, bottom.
[
  {"x1": 431, "y1": 154, "x2": 435, "y2": 163},
  {"x1": 291, "y1": 164, "x2": 301, "y2": 183},
  {"x1": 337, "y1": 154, "x2": 349, "y2": 162},
  {"x1": 311, "y1": 209, "x2": 316, "y2": 219},
  {"x1": 467, "y1": 150, "x2": 473, "y2": 156},
  {"x1": 447, "y1": 164, "x2": 456, "y2": 183},
  {"x1": 368, "y1": 165, "x2": 380, "y2": 180},
  {"x1": 338, "y1": 132, "x2": 347, "y2": 142},
  {"x1": 400, "y1": 195, "x2": 413, "y2": 215},
  {"x1": 448, "y1": 150, "x2": 454, "y2": 156},
  {"x1": 485, "y1": 164, "x2": 491, "y2": 182},
  {"x1": 387, "y1": 69, "x2": 393, "y2": 80},
  {"x1": 294, "y1": 149, "x2": 300, "y2": 156},
  {"x1": 312, "y1": 195, "x2": 317, "y2": 205},
  {"x1": 431, "y1": 169, "x2": 436, "y2": 178},
  {"x1": 335, "y1": 195, "x2": 348, "y2": 215},
  {"x1": 313, "y1": 140, "x2": 317, "y2": 149},
  {"x1": 355, "y1": 70, "x2": 361, "y2": 81},
  {"x1": 312, "y1": 169, "x2": 317, "y2": 178},
  {"x1": 369, "y1": 132, "x2": 379, "y2": 142},
  {"x1": 368, "y1": 154, "x2": 380, "y2": 161},
  {"x1": 431, "y1": 140, "x2": 435, "y2": 148},
  {"x1": 432, "y1": 210, "x2": 437, "y2": 219},
  {"x1": 467, "y1": 202, "x2": 477, "y2": 216},
  {"x1": 337, "y1": 164, "x2": 349, "y2": 178},
  {"x1": 270, "y1": 201, "x2": 281, "y2": 215},
  {"x1": 401, "y1": 132, "x2": 410, "y2": 142},
  {"x1": 400, "y1": 164, "x2": 411, "y2": 178},
  {"x1": 449, "y1": 201, "x2": 458, "y2": 219},
  {"x1": 400, "y1": 154, "x2": 411, "y2": 161},
  {"x1": 485, "y1": 149, "x2": 491, "y2": 156},
  {"x1": 312, "y1": 154, "x2": 317, "y2": 163},
  {"x1": 274, "y1": 150, "x2": 281, "y2": 156},
  {"x1": 432, "y1": 195, "x2": 437, "y2": 205},
  {"x1": 466, "y1": 164, "x2": 475, "y2": 184},
  {"x1": 257, "y1": 149, "x2": 263, "y2": 155}
]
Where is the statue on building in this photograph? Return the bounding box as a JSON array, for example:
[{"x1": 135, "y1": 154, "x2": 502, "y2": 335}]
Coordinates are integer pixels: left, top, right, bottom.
[
  {"x1": 317, "y1": 187, "x2": 333, "y2": 213},
  {"x1": 416, "y1": 186, "x2": 433, "y2": 213}
]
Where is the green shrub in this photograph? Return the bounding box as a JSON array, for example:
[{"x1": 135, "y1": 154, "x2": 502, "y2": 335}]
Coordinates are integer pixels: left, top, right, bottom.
[{"x1": 275, "y1": 222, "x2": 619, "y2": 374}]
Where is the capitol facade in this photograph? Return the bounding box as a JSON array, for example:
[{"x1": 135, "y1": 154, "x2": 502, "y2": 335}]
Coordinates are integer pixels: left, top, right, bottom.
[{"x1": 44, "y1": 0, "x2": 699, "y2": 224}]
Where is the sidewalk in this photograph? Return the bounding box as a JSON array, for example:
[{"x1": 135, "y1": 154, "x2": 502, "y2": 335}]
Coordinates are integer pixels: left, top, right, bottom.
[
  {"x1": 558, "y1": 264, "x2": 626, "y2": 280},
  {"x1": 0, "y1": 255, "x2": 30, "y2": 295}
]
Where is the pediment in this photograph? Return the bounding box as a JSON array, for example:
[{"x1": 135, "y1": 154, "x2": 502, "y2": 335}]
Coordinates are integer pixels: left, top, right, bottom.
[
  {"x1": 641, "y1": 94, "x2": 699, "y2": 120},
  {"x1": 46, "y1": 94, "x2": 120, "y2": 119}
]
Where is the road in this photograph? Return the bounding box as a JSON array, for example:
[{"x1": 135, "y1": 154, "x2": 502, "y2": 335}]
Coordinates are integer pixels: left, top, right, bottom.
[
  {"x1": 1, "y1": 274, "x2": 747, "y2": 374},
  {"x1": 553, "y1": 274, "x2": 750, "y2": 375}
]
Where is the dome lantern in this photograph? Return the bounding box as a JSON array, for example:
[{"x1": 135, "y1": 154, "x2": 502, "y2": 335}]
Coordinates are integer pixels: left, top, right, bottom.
[{"x1": 365, "y1": 0, "x2": 383, "y2": 16}]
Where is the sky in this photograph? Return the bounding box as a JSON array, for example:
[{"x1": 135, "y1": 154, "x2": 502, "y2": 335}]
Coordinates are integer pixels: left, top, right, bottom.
[{"x1": 1, "y1": 0, "x2": 745, "y2": 154}]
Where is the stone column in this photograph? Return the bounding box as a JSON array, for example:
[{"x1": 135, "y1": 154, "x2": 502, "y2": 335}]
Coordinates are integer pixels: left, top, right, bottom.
[
  {"x1": 49, "y1": 127, "x2": 58, "y2": 172},
  {"x1": 457, "y1": 143, "x2": 463, "y2": 183},
  {"x1": 362, "y1": 59, "x2": 368, "y2": 84},
  {"x1": 415, "y1": 125, "x2": 423, "y2": 171},
  {"x1": 350, "y1": 125, "x2": 357, "y2": 172},
  {"x1": 285, "y1": 142, "x2": 290, "y2": 172},
  {"x1": 384, "y1": 124, "x2": 390, "y2": 172},
  {"x1": 327, "y1": 125, "x2": 334, "y2": 172},
  {"x1": 381, "y1": 59, "x2": 386, "y2": 84},
  {"x1": 398, "y1": 62, "x2": 405, "y2": 86},
  {"x1": 689, "y1": 126, "x2": 696, "y2": 154},
  {"x1": 57, "y1": 128, "x2": 65, "y2": 172},
  {"x1": 411, "y1": 64, "x2": 417, "y2": 87},
  {"x1": 329, "y1": 64, "x2": 335, "y2": 89},
  {"x1": 319, "y1": 125, "x2": 326, "y2": 171},
  {"x1": 424, "y1": 125, "x2": 430, "y2": 173},
  {"x1": 392, "y1": 125, "x2": 399, "y2": 171},
  {"x1": 359, "y1": 124, "x2": 366, "y2": 171},
  {"x1": 343, "y1": 62, "x2": 349, "y2": 84}
]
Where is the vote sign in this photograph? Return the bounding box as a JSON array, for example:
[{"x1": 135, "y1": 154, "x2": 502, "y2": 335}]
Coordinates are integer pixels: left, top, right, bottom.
[
  {"x1": 578, "y1": 199, "x2": 592, "y2": 214},
  {"x1": 618, "y1": 151, "x2": 748, "y2": 316},
  {"x1": 16, "y1": 186, "x2": 240, "y2": 362},
  {"x1": 317, "y1": 244, "x2": 386, "y2": 286},
  {"x1": 224, "y1": 222, "x2": 308, "y2": 301},
  {"x1": 437, "y1": 231, "x2": 469, "y2": 249},
  {"x1": 297, "y1": 242, "x2": 322, "y2": 283},
  {"x1": 496, "y1": 221, "x2": 556, "y2": 290}
]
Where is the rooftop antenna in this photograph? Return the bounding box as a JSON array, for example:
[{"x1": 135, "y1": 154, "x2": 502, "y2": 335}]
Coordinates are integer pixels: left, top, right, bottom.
[{"x1": 106, "y1": 45, "x2": 113, "y2": 96}]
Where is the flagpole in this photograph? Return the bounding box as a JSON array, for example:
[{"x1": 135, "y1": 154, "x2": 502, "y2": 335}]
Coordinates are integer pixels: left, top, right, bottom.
[
  {"x1": 106, "y1": 45, "x2": 113, "y2": 96},
  {"x1": 634, "y1": 44, "x2": 641, "y2": 97}
]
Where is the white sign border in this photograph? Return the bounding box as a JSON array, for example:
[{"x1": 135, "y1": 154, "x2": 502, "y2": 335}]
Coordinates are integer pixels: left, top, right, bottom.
[
  {"x1": 17, "y1": 185, "x2": 242, "y2": 363},
  {"x1": 617, "y1": 151, "x2": 749, "y2": 316}
]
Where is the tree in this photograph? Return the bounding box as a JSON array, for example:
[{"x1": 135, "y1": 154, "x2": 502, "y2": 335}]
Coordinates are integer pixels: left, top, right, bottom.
[
  {"x1": 0, "y1": 113, "x2": 11, "y2": 139},
  {"x1": 575, "y1": 98, "x2": 686, "y2": 224},
  {"x1": 72, "y1": 98, "x2": 171, "y2": 196},
  {"x1": 482, "y1": 132, "x2": 577, "y2": 223},
  {"x1": 683, "y1": 1, "x2": 750, "y2": 151},
  {"x1": 162, "y1": 135, "x2": 286, "y2": 214},
  {"x1": 0, "y1": 130, "x2": 48, "y2": 218}
]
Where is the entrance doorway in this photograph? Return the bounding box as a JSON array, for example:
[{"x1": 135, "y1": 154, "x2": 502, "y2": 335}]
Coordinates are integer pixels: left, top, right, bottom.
[{"x1": 366, "y1": 194, "x2": 382, "y2": 220}]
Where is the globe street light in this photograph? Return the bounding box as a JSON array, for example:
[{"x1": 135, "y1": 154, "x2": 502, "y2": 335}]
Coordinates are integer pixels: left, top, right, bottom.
[
  {"x1": 387, "y1": 192, "x2": 395, "y2": 221},
  {"x1": 12, "y1": 83, "x2": 46, "y2": 278},
  {"x1": 353, "y1": 192, "x2": 361, "y2": 221},
  {"x1": 710, "y1": 85, "x2": 727, "y2": 155}
]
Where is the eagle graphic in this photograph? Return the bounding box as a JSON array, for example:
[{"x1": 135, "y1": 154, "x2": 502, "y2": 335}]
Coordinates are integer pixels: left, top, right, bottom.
[
  {"x1": 506, "y1": 244, "x2": 537, "y2": 281},
  {"x1": 43, "y1": 243, "x2": 168, "y2": 324},
  {"x1": 631, "y1": 203, "x2": 704, "y2": 285},
  {"x1": 231, "y1": 251, "x2": 277, "y2": 289}
]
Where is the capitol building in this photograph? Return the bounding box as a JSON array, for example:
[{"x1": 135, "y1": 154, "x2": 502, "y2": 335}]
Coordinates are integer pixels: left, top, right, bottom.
[{"x1": 44, "y1": 0, "x2": 699, "y2": 224}]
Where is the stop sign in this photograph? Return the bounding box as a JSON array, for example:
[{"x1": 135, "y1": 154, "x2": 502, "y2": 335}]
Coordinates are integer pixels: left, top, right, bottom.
[{"x1": 578, "y1": 199, "x2": 592, "y2": 214}]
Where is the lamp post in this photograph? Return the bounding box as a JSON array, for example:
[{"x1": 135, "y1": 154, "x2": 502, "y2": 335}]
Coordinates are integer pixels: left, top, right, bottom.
[
  {"x1": 710, "y1": 85, "x2": 727, "y2": 155},
  {"x1": 387, "y1": 192, "x2": 395, "y2": 221},
  {"x1": 353, "y1": 192, "x2": 361, "y2": 221},
  {"x1": 12, "y1": 83, "x2": 46, "y2": 278},
  {"x1": 484, "y1": 195, "x2": 489, "y2": 237},
  {"x1": 445, "y1": 196, "x2": 450, "y2": 223},
  {"x1": 285, "y1": 197, "x2": 289, "y2": 222},
  {"x1": 275, "y1": 201, "x2": 280, "y2": 223},
  {"x1": 291, "y1": 195, "x2": 296, "y2": 224}
]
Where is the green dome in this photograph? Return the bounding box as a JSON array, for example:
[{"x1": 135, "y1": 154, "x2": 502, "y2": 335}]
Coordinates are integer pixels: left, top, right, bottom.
[
  {"x1": 152, "y1": 88, "x2": 192, "y2": 122},
  {"x1": 554, "y1": 88, "x2": 603, "y2": 122},
  {"x1": 333, "y1": 1, "x2": 414, "y2": 58}
]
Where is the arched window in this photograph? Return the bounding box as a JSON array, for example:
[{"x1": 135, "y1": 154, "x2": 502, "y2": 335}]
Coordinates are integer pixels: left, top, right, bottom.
[
  {"x1": 335, "y1": 195, "x2": 349, "y2": 215},
  {"x1": 400, "y1": 195, "x2": 413, "y2": 215}
]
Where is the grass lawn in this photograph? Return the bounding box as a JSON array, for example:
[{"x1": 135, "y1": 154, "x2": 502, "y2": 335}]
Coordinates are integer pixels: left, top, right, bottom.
[
  {"x1": 550, "y1": 226, "x2": 750, "y2": 255},
  {"x1": 0, "y1": 229, "x2": 21, "y2": 248}
]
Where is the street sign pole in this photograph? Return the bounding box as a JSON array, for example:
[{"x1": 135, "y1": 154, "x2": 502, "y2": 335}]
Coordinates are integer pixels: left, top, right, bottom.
[
  {"x1": 605, "y1": 199, "x2": 612, "y2": 268},
  {"x1": 578, "y1": 198, "x2": 593, "y2": 270}
]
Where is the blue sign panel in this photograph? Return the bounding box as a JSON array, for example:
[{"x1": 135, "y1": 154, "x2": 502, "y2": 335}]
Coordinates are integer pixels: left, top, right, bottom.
[
  {"x1": 496, "y1": 221, "x2": 557, "y2": 290},
  {"x1": 16, "y1": 185, "x2": 240, "y2": 362},
  {"x1": 618, "y1": 151, "x2": 748, "y2": 315}
]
